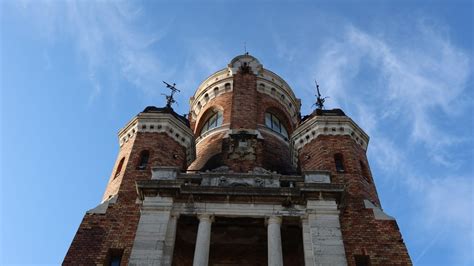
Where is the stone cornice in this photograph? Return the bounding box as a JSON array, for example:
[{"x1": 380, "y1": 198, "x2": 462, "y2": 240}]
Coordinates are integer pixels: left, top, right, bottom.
[
  {"x1": 256, "y1": 76, "x2": 300, "y2": 125},
  {"x1": 189, "y1": 77, "x2": 233, "y2": 120},
  {"x1": 118, "y1": 112, "x2": 196, "y2": 165},
  {"x1": 189, "y1": 55, "x2": 301, "y2": 122},
  {"x1": 290, "y1": 115, "x2": 370, "y2": 167}
]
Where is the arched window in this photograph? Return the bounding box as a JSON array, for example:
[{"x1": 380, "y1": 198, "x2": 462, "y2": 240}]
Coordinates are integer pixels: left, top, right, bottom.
[
  {"x1": 360, "y1": 161, "x2": 371, "y2": 183},
  {"x1": 200, "y1": 111, "x2": 223, "y2": 135},
  {"x1": 137, "y1": 150, "x2": 150, "y2": 170},
  {"x1": 114, "y1": 157, "x2": 125, "y2": 178},
  {"x1": 334, "y1": 153, "x2": 345, "y2": 172},
  {"x1": 265, "y1": 112, "x2": 288, "y2": 138}
]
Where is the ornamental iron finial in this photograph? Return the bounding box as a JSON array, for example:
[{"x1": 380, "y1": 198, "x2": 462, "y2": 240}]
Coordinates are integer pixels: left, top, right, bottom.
[
  {"x1": 162, "y1": 81, "x2": 181, "y2": 108},
  {"x1": 314, "y1": 80, "x2": 329, "y2": 110}
]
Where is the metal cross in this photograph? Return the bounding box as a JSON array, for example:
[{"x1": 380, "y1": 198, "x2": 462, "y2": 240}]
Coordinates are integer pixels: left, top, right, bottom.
[{"x1": 162, "y1": 81, "x2": 180, "y2": 108}]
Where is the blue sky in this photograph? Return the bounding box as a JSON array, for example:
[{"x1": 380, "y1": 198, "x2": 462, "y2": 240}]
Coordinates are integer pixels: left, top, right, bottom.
[{"x1": 1, "y1": 0, "x2": 472, "y2": 265}]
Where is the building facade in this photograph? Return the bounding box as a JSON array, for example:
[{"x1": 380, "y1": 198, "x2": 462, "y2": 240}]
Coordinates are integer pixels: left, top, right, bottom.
[{"x1": 64, "y1": 54, "x2": 411, "y2": 265}]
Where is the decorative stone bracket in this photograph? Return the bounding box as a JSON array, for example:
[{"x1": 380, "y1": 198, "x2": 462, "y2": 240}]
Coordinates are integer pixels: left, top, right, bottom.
[{"x1": 364, "y1": 199, "x2": 395, "y2": 220}]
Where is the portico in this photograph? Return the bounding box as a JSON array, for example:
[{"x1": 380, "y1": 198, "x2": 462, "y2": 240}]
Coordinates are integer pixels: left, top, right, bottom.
[{"x1": 128, "y1": 168, "x2": 347, "y2": 266}]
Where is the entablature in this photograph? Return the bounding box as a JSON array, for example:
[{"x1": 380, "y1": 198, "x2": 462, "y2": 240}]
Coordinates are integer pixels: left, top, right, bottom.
[{"x1": 136, "y1": 168, "x2": 343, "y2": 205}]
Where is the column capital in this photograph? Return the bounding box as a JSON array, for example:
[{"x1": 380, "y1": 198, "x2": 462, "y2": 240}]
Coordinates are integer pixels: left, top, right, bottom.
[
  {"x1": 197, "y1": 213, "x2": 214, "y2": 223},
  {"x1": 266, "y1": 216, "x2": 282, "y2": 225}
]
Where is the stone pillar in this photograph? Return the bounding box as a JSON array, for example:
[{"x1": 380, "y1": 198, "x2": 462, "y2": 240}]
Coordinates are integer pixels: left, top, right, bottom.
[
  {"x1": 193, "y1": 214, "x2": 213, "y2": 266},
  {"x1": 162, "y1": 214, "x2": 179, "y2": 266},
  {"x1": 267, "y1": 216, "x2": 283, "y2": 266},
  {"x1": 307, "y1": 200, "x2": 347, "y2": 265},
  {"x1": 129, "y1": 196, "x2": 173, "y2": 266},
  {"x1": 301, "y1": 217, "x2": 315, "y2": 265}
]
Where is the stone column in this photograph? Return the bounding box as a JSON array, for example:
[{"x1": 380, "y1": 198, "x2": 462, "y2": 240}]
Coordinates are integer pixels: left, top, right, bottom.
[
  {"x1": 193, "y1": 214, "x2": 213, "y2": 266},
  {"x1": 267, "y1": 216, "x2": 283, "y2": 266}
]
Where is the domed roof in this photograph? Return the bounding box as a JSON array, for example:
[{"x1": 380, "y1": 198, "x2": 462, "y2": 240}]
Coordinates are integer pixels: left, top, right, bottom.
[{"x1": 228, "y1": 53, "x2": 263, "y2": 75}]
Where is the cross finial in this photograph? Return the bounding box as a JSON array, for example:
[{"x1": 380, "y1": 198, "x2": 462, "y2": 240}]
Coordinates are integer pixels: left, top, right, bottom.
[
  {"x1": 244, "y1": 41, "x2": 248, "y2": 55},
  {"x1": 162, "y1": 81, "x2": 180, "y2": 108}
]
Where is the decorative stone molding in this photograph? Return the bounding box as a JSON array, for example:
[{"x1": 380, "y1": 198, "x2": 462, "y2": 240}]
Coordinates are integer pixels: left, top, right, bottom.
[
  {"x1": 152, "y1": 166, "x2": 180, "y2": 180},
  {"x1": 189, "y1": 54, "x2": 301, "y2": 122},
  {"x1": 364, "y1": 199, "x2": 395, "y2": 220},
  {"x1": 189, "y1": 78, "x2": 233, "y2": 120},
  {"x1": 257, "y1": 125, "x2": 290, "y2": 145},
  {"x1": 87, "y1": 194, "x2": 117, "y2": 214},
  {"x1": 118, "y1": 112, "x2": 196, "y2": 165},
  {"x1": 195, "y1": 124, "x2": 230, "y2": 144},
  {"x1": 290, "y1": 115, "x2": 370, "y2": 167},
  {"x1": 228, "y1": 54, "x2": 263, "y2": 75},
  {"x1": 303, "y1": 171, "x2": 331, "y2": 184},
  {"x1": 200, "y1": 175, "x2": 280, "y2": 188},
  {"x1": 256, "y1": 76, "x2": 300, "y2": 124}
]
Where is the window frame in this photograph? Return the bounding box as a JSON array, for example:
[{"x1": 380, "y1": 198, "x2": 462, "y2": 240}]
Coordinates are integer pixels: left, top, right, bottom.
[
  {"x1": 200, "y1": 111, "x2": 223, "y2": 135},
  {"x1": 265, "y1": 112, "x2": 289, "y2": 139}
]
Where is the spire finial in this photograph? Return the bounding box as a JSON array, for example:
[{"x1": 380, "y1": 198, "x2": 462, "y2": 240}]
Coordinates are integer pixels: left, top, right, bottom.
[
  {"x1": 314, "y1": 80, "x2": 329, "y2": 110},
  {"x1": 162, "y1": 81, "x2": 180, "y2": 108},
  {"x1": 244, "y1": 41, "x2": 248, "y2": 55}
]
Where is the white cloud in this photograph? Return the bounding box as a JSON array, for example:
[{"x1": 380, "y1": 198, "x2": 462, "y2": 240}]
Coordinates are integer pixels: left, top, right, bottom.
[
  {"x1": 310, "y1": 22, "x2": 472, "y2": 263},
  {"x1": 13, "y1": 1, "x2": 169, "y2": 103},
  {"x1": 313, "y1": 23, "x2": 470, "y2": 164}
]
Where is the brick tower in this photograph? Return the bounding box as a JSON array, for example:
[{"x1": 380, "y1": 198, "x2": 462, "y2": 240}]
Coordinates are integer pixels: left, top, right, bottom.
[{"x1": 64, "y1": 54, "x2": 411, "y2": 265}]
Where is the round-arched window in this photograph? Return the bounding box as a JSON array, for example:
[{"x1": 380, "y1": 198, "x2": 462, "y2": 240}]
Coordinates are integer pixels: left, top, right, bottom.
[
  {"x1": 265, "y1": 112, "x2": 288, "y2": 138},
  {"x1": 200, "y1": 111, "x2": 223, "y2": 135}
]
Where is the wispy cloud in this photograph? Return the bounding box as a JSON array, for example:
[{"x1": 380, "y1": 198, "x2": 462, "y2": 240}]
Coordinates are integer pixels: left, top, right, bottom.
[
  {"x1": 313, "y1": 22, "x2": 471, "y2": 164},
  {"x1": 310, "y1": 21, "x2": 472, "y2": 263},
  {"x1": 14, "y1": 1, "x2": 170, "y2": 104}
]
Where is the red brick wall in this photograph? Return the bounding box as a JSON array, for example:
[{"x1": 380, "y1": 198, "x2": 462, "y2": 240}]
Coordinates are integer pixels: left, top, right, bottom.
[
  {"x1": 188, "y1": 71, "x2": 296, "y2": 173},
  {"x1": 299, "y1": 135, "x2": 411, "y2": 264},
  {"x1": 191, "y1": 92, "x2": 233, "y2": 134},
  {"x1": 230, "y1": 71, "x2": 258, "y2": 129},
  {"x1": 63, "y1": 132, "x2": 188, "y2": 265},
  {"x1": 260, "y1": 131, "x2": 294, "y2": 174}
]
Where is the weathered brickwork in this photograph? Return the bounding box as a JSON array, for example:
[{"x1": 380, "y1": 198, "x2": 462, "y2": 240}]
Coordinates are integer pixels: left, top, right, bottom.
[
  {"x1": 256, "y1": 91, "x2": 296, "y2": 132},
  {"x1": 191, "y1": 91, "x2": 233, "y2": 133},
  {"x1": 299, "y1": 134, "x2": 411, "y2": 265},
  {"x1": 188, "y1": 131, "x2": 227, "y2": 171},
  {"x1": 65, "y1": 54, "x2": 411, "y2": 265},
  {"x1": 64, "y1": 132, "x2": 188, "y2": 265},
  {"x1": 231, "y1": 71, "x2": 258, "y2": 129}
]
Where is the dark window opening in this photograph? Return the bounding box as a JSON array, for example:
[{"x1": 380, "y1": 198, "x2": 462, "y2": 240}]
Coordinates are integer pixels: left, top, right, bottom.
[
  {"x1": 106, "y1": 249, "x2": 123, "y2": 266},
  {"x1": 114, "y1": 157, "x2": 125, "y2": 178},
  {"x1": 137, "y1": 150, "x2": 150, "y2": 170},
  {"x1": 200, "y1": 153, "x2": 224, "y2": 172},
  {"x1": 334, "y1": 153, "x2": 345, "y2": 172},
  {"x1": 360, "y1": 161, "x2": 371, "y2": 183},
  {"x1": 354, "y1": 255, "x2": 371, "y2": 266}
]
